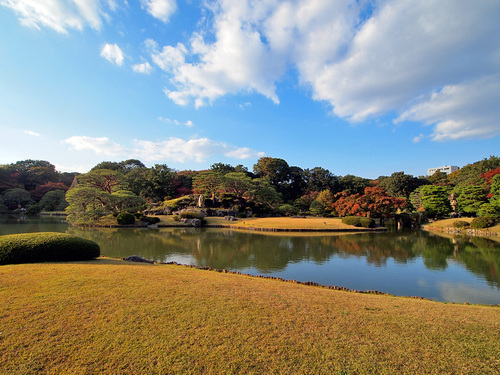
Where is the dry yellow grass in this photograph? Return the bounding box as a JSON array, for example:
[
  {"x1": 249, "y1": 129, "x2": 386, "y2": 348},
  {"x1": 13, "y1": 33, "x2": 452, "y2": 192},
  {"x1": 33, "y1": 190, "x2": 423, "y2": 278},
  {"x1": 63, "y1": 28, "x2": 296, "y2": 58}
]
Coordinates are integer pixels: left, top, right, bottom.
[
  {"x1": 426, "y1": 218, "x2": 500, "y2": 243},
  {"x1": 204, "y1": 216, "x2": 378, "y2": 231},
  {"x1": 1, "y1": 259, "x2": 499, "y2": 374}
]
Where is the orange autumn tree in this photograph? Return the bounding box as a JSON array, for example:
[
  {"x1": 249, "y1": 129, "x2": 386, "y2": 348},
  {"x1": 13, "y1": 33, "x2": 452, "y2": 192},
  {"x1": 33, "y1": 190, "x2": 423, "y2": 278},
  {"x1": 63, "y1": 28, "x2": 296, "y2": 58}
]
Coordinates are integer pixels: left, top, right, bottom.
[{"x1": 333, "y1": 186, "x2": 406, "y2": 218}]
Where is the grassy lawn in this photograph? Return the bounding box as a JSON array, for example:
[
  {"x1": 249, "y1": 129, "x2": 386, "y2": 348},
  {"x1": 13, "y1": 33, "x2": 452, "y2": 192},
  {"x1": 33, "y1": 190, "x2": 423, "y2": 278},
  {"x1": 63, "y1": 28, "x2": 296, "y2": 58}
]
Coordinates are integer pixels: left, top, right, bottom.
[
  {"x1": 205, "y1": 216, "x2": 378, "y2": 231},
  {"x1": 426, "y1": 218, "x2": 500, "y2": 239},
  {"x1": 1, "y1": 259, "x2": 499, "y2": 374}
]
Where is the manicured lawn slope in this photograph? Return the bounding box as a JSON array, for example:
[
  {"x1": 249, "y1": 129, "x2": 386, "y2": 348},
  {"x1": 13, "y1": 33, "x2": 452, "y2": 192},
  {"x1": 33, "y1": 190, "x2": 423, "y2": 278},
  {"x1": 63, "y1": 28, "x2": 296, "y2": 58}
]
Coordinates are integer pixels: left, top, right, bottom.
[{"x1": 1, "y1": 259, "x2": 499, "y2": 374}]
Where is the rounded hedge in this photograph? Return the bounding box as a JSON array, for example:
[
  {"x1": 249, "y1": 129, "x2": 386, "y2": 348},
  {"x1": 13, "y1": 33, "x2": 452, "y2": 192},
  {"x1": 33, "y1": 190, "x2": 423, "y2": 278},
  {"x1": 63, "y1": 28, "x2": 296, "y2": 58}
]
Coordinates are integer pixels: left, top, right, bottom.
[
  {"x1": 452, "y1": 220, "x2": 470, "y2": 228},
  {"x1": 470, "y1": 217, "x2": 496, "y2": 229},
  {"x1": 117, "y1": 212, "x2": 135, "y2": 225},
  {"x1": 0, "y1": 232, "x2": 100, "y2": 265},
  {"x1": 341, "y1": 216, "x2": 375, "y2": 228}
]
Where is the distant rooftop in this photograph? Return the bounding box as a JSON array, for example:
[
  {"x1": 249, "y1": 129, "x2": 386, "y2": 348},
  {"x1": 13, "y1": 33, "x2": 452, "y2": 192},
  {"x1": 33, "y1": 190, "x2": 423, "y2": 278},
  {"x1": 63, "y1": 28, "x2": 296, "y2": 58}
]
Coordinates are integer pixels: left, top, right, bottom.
[{"x1": 427, "y1": 165, "x2": 459, "y2": 176}]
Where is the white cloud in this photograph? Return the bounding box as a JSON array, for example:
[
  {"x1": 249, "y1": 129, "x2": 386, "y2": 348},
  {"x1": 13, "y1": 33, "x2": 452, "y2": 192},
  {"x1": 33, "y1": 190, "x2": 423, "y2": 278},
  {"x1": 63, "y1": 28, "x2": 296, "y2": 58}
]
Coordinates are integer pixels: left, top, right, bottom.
[
  {"x1": 158, "y1": 117, "x2": 194, "y2": 127},
  {"x1": 149, "y1": 1, "x2": 286, "y2": 107},
  {"x1": 132, "y1": 61, "x2": 153, "y2": 74},
  {"x1": 148, "y1": 0, "x2": 500, "y2": 141},
  {"x1": 0, "y1": 0, "x2": 106, "y2": 33},
  {"x1": 23, "y1": 129, "x2": 40, "y2": 137},
  {"x1": 225, "y1": 147, "x2": 265, "y2": 160},
  {"x1": 412, "y1": 134, "x2": 425, "y2": 144},
  {"x1": 396, "y1": 75, "x2": 500, "y2": 141},
  {"x1": 63, "y1": 135, "x2": 263, "y2": 163},
  {"x1": 63, "y1": 136, "x2": 126, "y2": 156},
  {"x1": 100, "y1": 43, "x2": 124, "y2": 66},
  {"x1": 141, "y1": 0, "x2": 176, "y2": 22}
]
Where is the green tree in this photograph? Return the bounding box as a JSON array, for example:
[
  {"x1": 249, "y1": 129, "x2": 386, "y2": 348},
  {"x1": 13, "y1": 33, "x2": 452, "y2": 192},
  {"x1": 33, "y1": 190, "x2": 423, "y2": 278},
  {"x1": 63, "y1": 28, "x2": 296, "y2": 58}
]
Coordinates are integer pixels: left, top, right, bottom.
[
  {"x1": 2, "y1": 188, "x2": 33, "y2": 209},
  {"x1": 144, "y1": 164, "x2": 176, "y2": 201},
  {"x1": 193, "y1": 171, "x2": 224, "y2": 203},
  {"x1": 457, "y1": 185, "x2": 488, "y2": 215},
  {"x1": 378, "y1": 172, "x2": 424, "y2": 199},
  {"x1": 109, "y1": 190, "x2": 145, "y2": 213},
  {"x1": 316, "y1": 189, "x2": 335, "y2": 213},
  {"x1": 309, "y1": 200, "x2": 325, "y2": 216},
  {"x1": 420, "y1": 185, "x2": 452, "y2": 218},
  {"x1": 11, "y1": 160, "x2": 59, "y2": 191},
  {"x1": 65, "y1": 187, "x2": 110, "y2": 225},
  {"x1": 253, "y1": 157, "x2": 291, "y2": 190},
  {"x1": 39, "y1": 189, "x2": 68, "y2": 211},
  {"x1": 304, "y1": 167, "x2": 338, "y2": 193},
  {"x1": 279, "y1": 204, "x2": 299, "y2": 216},
  {"x1": 427, "y1": 171, "x2": 449, "y2": 186},
  {"x1": 211, "y1": 163, "x2": 235, "y2": 175},
  {"x1": 0, "y1": 165, "x2": 21, "y2": 192},
  {"x1": 222, "y1": 172, "x2": 254, "y2": 205},
  {"x1": 339, "y1": 175, "x2": 371, "y2": 195},
  {"x1": 249, "y1": 178, "x2": 282, "y2": 211},
  {"x1": 78, "y1": 169, "x2": 127, "y2": 194}
]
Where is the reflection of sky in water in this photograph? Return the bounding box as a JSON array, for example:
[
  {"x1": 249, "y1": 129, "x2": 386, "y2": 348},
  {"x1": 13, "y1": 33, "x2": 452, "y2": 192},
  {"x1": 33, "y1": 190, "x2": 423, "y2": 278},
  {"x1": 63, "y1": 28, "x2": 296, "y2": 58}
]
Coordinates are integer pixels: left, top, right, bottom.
[
  {"x1": 236, "y1": 257, "x2": 500, "y2": 304},
  {"x1": 437, "y1": 282, "x2": 500, "y2": 305}
]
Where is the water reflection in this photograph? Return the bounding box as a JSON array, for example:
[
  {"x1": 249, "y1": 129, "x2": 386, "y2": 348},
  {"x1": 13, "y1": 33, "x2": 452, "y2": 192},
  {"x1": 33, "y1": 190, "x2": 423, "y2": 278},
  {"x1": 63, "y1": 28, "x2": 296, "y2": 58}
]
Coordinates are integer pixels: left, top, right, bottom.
[{"x1": 1, "y1": 215, "x2": 499, "y2": 303}]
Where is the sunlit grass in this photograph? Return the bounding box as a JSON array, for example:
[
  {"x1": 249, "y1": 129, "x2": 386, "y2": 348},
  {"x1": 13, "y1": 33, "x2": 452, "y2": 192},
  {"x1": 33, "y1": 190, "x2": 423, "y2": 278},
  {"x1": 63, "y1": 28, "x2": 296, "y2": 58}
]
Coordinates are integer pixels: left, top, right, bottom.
[
  {"x1": 427, "y1": 218, "x2": 500, "y2": 240},
  {"x1": 204, "y1": 216, "x2": 377, "y2": 231},
  {"x1": 1, "y1": 259, "x2": 499, "y2": 373}
]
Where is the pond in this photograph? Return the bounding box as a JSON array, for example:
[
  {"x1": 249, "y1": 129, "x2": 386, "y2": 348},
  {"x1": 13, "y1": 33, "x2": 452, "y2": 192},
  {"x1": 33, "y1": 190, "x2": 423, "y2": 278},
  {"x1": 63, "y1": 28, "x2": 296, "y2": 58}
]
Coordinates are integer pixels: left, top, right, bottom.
[{"x1": 1, "y1": 215, "x2": 499, "y2": 305}]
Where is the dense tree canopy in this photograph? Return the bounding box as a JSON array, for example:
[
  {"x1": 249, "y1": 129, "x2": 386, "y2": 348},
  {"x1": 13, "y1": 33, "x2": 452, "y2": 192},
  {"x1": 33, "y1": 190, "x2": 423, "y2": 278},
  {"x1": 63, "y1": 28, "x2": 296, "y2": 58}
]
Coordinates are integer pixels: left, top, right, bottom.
[{"x1": 2, "y1": 155, "x2": 500, "y2": 223}]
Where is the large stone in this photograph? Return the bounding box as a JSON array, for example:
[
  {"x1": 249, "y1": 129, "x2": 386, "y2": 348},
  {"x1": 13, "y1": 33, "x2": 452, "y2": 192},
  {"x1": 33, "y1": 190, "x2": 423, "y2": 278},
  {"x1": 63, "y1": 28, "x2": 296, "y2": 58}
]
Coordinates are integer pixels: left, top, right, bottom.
[{"x1": 124, "y1": 255, "x2": 154, "y2": 264}]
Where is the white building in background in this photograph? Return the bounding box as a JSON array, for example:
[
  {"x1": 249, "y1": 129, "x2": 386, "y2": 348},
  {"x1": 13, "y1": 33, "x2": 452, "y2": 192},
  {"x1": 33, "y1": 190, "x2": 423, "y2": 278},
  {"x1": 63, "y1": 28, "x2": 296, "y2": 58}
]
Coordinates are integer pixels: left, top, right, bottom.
[{"x1": 427, "y1": 165, "x2": 459, "y2": 176}]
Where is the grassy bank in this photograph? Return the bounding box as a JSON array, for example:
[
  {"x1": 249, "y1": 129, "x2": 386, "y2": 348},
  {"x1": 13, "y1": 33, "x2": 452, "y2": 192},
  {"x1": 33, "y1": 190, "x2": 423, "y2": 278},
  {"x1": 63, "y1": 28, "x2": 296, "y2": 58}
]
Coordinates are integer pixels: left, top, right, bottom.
[
  {"x1": 425, "y1": 218, "x2": 500, "y2": 242},
  {"x1": 1, "y1": 259, "x2": 499, "y2": 374}
]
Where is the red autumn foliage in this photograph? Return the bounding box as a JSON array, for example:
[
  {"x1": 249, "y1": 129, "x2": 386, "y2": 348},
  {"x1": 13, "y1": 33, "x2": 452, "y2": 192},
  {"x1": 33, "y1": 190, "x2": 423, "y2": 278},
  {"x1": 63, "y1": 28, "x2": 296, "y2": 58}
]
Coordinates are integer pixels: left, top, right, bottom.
[
  {"x1": 479, "y1": 167, "x2": 500, "y2": 185},
  {"x1": 333, "y1": 186, "x2": 407, "y2": 218},
  {"x1": 30, "y1": 182, "x2": 69, "y2": 202}
]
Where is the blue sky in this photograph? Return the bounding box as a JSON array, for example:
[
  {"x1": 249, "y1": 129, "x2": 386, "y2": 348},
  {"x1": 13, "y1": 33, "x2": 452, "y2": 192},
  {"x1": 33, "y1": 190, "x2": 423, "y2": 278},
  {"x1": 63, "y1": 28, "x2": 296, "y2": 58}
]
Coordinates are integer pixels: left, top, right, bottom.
[{"x1": 1, "y1": 0, "x2": 499, "y2": 179}]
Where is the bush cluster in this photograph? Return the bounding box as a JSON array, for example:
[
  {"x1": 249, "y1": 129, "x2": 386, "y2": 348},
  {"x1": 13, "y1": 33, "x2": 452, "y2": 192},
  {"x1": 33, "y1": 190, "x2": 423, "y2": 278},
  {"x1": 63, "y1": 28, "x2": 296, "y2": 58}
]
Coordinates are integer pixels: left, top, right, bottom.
[
  {"x1": 341, "y1": 216, "x2": 375, "y2": 228},
  {"x1": 141, "y1": 216, "x2": 160, "y2": 225},
  {"x1": 0, "y1": 232, "x2": 100, "y2": 265},
  {"x1": 452, "y1": 220, "x2": 470, "y2": 228},
  {"x1": 116, "y1": 213, "x2": 135, "y2": 225},
  {"x1": 179, "y1": 211, "x2": 204, "y2": 220},
  {"x1": 470, "y1": 217, "x2": 496, "y2": 229}
]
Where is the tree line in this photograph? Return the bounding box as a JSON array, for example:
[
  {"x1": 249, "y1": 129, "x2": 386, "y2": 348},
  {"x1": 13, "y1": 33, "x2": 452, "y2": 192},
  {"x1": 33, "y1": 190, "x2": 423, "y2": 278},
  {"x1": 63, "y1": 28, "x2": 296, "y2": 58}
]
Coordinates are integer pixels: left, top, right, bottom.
[{"x1": 1, "y1": 156, "x2": 499, "y2": 225}]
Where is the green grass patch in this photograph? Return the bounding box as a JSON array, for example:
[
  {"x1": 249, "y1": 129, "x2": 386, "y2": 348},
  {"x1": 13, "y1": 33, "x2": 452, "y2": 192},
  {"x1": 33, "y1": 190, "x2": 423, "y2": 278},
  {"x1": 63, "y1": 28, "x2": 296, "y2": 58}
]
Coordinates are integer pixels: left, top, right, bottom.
[
  {"x1": 0, "y1": 232, "x2": 100, "y2": 265},
  {"x1": 0, "y1": 260, "x2": 499, "y2": 373}
]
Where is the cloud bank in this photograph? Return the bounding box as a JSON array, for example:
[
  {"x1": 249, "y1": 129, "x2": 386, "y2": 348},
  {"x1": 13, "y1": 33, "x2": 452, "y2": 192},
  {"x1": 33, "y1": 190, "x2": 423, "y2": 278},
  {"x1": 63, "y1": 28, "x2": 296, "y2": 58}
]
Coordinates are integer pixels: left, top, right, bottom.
[
  {"x1": 63, "y1": 135, "x2": 264, "y2": 163},
  {"x1": 147, "y1": 0, "x2": 500, "y2": 140}
]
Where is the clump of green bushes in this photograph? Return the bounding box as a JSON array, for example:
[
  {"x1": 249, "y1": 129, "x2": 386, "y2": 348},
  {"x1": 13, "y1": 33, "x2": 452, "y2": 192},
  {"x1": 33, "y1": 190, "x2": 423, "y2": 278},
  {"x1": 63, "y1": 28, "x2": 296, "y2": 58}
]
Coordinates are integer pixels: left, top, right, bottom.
[
  {"x1": 342, "y1": 216, "x2": 375, "y2": 228},
  {"x1": 179, "y1": 211, "x2": 205, "y2": 220},
  {"x1": 452, "y1": 220, "x2": 470, "y2": 228},
  {"x1": 470, "y1": 217, "x2": 497, "y2": 229},
  {"x1": 141, "y1": 216, "x2": 160, "y2": 225},
  {"x1": 0, "y1": 232, "x2": 100, "y2": 265},
  {"x1": 116, "y1": 213, "x2": 135, "y2": 225}
]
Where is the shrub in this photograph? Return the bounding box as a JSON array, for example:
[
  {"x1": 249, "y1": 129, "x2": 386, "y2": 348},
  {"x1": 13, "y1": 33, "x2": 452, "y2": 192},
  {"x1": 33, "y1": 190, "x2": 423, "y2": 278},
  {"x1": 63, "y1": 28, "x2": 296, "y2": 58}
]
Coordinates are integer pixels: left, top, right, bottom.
[
  {"x1": 141, "y1": 216, "x2": 160, "y2": 225},
  {"x1": 470, "y1": 217, "x2": 496, "y2": 229},
  {"x1": 359, "y1": 217, "x2": 375, "y2": 228},
  {"x1": 237, "y1": 212, "x2": 247, "y2": 219},
  {"x1": 342, "y1": 216, "x2": 361, "y2": 226},
  {"x1": 116, "y1": 213, "x2": 135, "y2": 225},
  {"x1": 342, "y1": 216, "x2": 375, "y2": 228},
  {"x1": 452, "y1": 220, "x2": 470, "y2": 228},
  {"x1": 173, "y1": 215, "x2": 180, "y2": 222},
  {"x1": 0, "y1": 232, "x2": 100, "y2": 265},
  {"x1": 26, "y1": 204, "x2": 42, "y2": 216},
  {"x1": 180, "y1": 211, "x2": 204, "y2": 220}
]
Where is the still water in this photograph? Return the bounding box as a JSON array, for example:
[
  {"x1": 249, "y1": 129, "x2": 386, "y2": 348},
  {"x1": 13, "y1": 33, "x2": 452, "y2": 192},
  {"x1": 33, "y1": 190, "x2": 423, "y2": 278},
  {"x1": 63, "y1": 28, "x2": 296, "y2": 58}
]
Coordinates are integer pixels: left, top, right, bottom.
[{"x1": 1, "y1": 215, "x2": 499, "y2": 305}]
